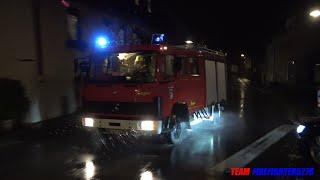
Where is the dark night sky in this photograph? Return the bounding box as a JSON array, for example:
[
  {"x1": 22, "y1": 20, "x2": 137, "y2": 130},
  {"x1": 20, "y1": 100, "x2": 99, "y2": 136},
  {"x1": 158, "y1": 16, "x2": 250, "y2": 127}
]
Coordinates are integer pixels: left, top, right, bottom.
[
  {"x1": 151, "y1": 0, "x2": 310, "y2": 56},
  {"x1": 78, "y1": 0, "x2": 316, "y2": 59}
]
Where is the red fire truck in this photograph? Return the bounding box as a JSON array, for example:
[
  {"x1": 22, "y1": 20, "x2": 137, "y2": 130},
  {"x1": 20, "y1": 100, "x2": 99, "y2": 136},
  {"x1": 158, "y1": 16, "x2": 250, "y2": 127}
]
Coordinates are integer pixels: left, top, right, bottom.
[{"x1": 81, "y1": 44, "x2": 227, "y2": 143}]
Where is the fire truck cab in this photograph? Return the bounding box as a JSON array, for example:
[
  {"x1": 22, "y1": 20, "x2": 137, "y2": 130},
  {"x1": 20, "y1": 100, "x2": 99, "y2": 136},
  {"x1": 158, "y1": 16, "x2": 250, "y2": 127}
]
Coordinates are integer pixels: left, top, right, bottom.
[{"x1": 81, "y1": 44, "x2": 227, "y2": 143}]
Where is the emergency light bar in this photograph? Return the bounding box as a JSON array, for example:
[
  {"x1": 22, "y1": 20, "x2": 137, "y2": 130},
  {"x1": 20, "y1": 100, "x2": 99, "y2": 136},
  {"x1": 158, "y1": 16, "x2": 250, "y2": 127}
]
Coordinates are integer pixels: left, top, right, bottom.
[
  {"x1": 95, "y1": 36, "x2": 110, "y2": 49},
  {"x1": 151, "y1": 34, "x2": 165, "y2": 45}
]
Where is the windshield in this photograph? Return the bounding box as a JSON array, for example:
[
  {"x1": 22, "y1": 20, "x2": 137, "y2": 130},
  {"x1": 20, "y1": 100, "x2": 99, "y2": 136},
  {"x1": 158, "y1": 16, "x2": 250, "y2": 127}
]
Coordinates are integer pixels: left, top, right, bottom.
[{"x1": 89, "y1": 52, "x2": 156, "y2": 83}]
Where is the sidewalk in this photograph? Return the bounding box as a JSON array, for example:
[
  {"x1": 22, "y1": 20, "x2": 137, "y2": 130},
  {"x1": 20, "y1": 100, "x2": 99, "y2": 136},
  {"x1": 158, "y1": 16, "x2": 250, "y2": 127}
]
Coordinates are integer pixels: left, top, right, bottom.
[{"x1": 0, "y1": 113, "x2": 81, "y2": 140}]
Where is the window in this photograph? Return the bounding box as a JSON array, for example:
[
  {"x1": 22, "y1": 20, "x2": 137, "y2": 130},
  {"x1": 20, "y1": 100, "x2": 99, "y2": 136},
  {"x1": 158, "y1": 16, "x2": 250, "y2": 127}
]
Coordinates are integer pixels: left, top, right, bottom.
[
  {"x1": 160, "y1": 56, "x2": 200, "y2": 78},
  {"x1": 90, "y1": 52, "x2": 156, "y2": 83},
  {"x1": 176, "y1": 57, "x2": 200, "y2": 75},
  {"x1": 165, "y1": 55, "x2": 174, "y2": 76},
  {"x1": 189, "y1": 58, "x2": 199, "y2": 75},
  {"x1": 67, "y1": 14, "x2": 78, "y2": 40},
  {"x1": 181, "y1": 59, "x2": 189, "y2": 74},
  {"x1": 173, "y1": 56, "x2": 191, "y2": 75},
  {"x1": 160, "y1": 55, "x2": 174, "y2": 79},
  {"x1": 66, "y1": 8, "x2": 80, "y2": 41}
]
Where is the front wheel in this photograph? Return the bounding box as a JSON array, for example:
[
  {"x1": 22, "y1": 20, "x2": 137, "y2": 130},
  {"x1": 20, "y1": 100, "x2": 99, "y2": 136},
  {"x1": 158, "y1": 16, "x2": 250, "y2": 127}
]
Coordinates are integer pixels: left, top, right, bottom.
[
  {"x1": 168, "y1": 115, "x2": 190, "y2": 144},
  {"x1": 164, "y1": 103, "x2": 191, "y2": 144}
]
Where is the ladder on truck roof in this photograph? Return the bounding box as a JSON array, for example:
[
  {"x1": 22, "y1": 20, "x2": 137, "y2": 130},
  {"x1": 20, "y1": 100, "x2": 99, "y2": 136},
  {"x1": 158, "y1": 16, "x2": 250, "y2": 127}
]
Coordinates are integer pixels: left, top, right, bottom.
[{"x1": 173, "y1": 45, "x2": 226, "y2": 57}]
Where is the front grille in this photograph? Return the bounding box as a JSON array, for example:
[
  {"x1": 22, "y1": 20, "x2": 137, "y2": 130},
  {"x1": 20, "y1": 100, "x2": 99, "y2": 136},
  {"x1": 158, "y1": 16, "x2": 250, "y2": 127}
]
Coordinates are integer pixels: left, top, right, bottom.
[{"x1": 84, "y1": 101, "x2": 156, "y2": 116}]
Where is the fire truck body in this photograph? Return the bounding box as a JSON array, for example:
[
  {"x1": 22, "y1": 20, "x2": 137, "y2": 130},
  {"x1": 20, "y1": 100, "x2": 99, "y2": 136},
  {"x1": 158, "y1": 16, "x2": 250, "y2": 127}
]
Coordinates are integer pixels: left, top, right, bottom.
[{"x1": 81, "y1": 44, "x2": 226, "y2": 139}]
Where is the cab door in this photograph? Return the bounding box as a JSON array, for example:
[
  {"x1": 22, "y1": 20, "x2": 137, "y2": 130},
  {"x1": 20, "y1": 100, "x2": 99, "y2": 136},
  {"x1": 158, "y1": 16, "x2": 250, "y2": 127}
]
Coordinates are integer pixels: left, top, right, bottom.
[
  {"x1": 173, "y1": 56, "x2": 206, "y2": 113},
  {"x1": 156, "y1": 55, "x2": 206, "y2": 115},
  {"x1": 155, "y1": 55, "x2": 176, "y2": 117}
]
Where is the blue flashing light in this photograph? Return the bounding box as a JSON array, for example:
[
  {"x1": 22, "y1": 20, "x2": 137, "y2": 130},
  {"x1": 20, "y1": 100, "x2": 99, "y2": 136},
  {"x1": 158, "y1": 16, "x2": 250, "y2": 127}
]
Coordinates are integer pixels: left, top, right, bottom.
[
  {"x1": 296, "y1": 125, "x2": 305, "y2": 134},
  {"x1": 95, "y1": 36, "x2": 110, "y2": 49},
  {"x1": 152, "y1": 33, "x2": 165, "y2": 44}
]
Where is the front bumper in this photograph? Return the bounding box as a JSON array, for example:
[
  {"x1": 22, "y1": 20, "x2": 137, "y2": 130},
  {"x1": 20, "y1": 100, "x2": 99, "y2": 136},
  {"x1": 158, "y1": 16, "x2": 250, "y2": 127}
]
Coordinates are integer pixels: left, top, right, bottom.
[{"x1": 82, "y1": 117, "x2": 162, "y2": 135}]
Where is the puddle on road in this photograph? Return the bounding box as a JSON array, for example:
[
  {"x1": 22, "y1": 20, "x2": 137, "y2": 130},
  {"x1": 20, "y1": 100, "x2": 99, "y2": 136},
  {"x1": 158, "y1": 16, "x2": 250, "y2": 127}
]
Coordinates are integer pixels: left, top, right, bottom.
[{"x1": 67, "y1": 153, "x2": 163, "y2": 180}]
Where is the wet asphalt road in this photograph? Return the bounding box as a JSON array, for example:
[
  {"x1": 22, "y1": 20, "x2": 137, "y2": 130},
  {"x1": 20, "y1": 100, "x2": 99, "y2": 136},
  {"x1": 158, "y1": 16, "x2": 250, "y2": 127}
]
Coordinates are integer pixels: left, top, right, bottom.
[{"x1": 0, "y1": 80, "x2": 318, "y2": 180}]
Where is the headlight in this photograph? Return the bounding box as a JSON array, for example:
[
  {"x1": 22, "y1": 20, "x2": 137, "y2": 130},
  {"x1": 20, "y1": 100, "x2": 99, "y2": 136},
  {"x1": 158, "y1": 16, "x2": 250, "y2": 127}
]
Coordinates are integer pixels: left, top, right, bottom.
[
  {"x1": 141, "y1": 121, "x2": 154, "y2": 131},
  {"x1": 84, "y1": 117, "x2": 94, "y2": 127},
  {"x1": 296, "y1": 125, "x2": 306, "y2": 134}
]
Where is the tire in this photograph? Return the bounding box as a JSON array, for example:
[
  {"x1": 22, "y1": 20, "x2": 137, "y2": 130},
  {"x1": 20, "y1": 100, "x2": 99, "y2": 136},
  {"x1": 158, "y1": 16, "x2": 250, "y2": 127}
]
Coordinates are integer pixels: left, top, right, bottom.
[
  {"x1": 170, "y1": 120, "x2": 189, "y2": 144},
  {"x1": 167, "y1": 103, "x2": 190, "y2": 144},
  {"x1": 309, "y1": 136, "x2": 320, "y2": 164}
]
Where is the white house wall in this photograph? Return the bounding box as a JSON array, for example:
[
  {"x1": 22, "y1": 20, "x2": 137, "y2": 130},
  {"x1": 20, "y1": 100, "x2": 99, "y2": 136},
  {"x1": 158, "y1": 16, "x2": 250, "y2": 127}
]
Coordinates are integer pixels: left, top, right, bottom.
[{"x1": 0, "y1": 0, "x2": 76, "y2": 123}]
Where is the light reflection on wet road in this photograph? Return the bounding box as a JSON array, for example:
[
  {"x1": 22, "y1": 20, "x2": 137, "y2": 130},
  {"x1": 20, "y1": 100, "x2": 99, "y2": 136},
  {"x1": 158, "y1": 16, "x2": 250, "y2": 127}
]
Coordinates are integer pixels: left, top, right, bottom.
[
  {"x1": 0, "y1": 79, "x2": 313, "y2": 179},
  {"x1": 238, "y1": 78, "x2": 248, "y2": 118}
]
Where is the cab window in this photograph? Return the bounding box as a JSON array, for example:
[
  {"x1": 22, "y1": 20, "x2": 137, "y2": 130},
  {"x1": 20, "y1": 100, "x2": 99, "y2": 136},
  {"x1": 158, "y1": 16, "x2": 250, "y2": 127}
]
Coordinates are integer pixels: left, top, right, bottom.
[{"x1": 160, "y1": 55, "x2": 174, "y2": 80}]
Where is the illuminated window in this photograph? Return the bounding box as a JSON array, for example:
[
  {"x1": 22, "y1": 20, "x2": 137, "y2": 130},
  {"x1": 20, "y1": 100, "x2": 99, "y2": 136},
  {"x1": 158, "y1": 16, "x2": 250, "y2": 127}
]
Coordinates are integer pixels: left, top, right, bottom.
[{"x1": 66, "y1": 8, "x2": 79, "y2": 40}]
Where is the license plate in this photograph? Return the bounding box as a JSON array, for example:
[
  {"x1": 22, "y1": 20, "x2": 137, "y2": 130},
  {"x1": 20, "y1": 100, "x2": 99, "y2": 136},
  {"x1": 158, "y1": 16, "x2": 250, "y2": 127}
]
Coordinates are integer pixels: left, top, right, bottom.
[{"x1": 109, "y1": 129, "x2": 128, "y2": 134}]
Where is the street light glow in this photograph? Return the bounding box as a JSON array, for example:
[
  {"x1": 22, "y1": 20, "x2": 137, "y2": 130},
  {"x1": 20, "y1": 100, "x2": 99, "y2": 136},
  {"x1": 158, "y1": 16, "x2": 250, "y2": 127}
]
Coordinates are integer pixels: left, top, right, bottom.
[
  {"x1": 185, "y1": 40, "x2": 193, "y2": 44},
  {"x1": 241, "y1": 54, "x2": 245, "y2": 57},
  {"x1": 310, "y1": 9, "x2": 320, "y2": 18}
]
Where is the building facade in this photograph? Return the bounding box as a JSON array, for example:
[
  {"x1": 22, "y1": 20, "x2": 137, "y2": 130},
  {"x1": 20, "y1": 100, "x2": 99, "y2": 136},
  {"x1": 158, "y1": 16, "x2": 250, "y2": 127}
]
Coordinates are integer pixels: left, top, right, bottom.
[
  {"x1": 0, "y1": 0, "x2": 77, "y2": 123},
  {"x1": 265, "y1": 18, "x2": 320, "y2": 88},
  {"x1": 0, "y1": 0, "x2": 147, "y2": 124}
]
